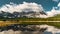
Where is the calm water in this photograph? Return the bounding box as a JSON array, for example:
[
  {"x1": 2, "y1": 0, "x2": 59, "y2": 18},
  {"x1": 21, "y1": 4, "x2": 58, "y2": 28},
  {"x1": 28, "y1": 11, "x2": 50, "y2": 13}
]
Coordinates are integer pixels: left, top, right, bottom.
[{"x1": 0, "y1": 25, "x2": 60, "y2": 34}]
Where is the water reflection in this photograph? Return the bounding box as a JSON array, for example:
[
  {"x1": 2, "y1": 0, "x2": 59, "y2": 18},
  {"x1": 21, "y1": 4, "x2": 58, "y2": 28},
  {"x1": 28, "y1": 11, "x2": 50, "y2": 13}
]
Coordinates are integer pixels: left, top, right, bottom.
[
  {"x1": 0, "y1": 24, "x2": 60, "y2": 34},
  {"x1": 44, "y1": 31, "x2": 52, "y2": 34}
]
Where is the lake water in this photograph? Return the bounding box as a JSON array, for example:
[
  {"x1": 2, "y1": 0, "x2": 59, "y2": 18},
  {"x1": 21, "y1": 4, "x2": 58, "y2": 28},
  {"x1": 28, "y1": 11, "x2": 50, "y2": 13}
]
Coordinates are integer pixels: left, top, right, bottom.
[{"x1": 0, "y1": 25, "x2": 60, "y2": 34}]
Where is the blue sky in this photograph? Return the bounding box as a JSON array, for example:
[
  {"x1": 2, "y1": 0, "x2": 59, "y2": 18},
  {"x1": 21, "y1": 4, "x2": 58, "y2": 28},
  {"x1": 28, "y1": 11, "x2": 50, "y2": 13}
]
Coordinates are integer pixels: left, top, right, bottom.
[{"x1": 0, "y1": 0, "x2": 60, "y2": 11}]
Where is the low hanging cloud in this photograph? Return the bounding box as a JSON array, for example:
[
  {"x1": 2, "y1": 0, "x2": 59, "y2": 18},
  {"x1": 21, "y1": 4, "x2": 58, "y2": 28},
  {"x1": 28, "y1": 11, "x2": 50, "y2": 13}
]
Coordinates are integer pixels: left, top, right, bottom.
[
  {"x1": 40, "y1": 2, "x2": 60, "y2": 18},
  {"x1": 37, "y1": 8, "x2": 60, "y2": 18},
  {"x1": 0, "y1": 2, "x2": 60, "y2": 18}
]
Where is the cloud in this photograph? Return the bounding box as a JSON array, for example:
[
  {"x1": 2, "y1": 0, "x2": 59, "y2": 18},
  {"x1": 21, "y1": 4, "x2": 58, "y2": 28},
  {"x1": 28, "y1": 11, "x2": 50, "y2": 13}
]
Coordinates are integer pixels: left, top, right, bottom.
[
  {"x1": 46, "y1": 7, "x2": 60, "y2": 17},
  {"x1": 58, "y1": 2, "x2": 60, "y2": 7},
  {"x1": 0, "y1": 2, "x2": 60, "y2": 18},
  {"x1": 0, "y1": 2, "x2": 43, "y2": 13},
  {"x1": 37, "y1": 7, "x2": 60, "y2": 18},
  {"x1": 39, "y1": 2, "x2": 60, "y2": 18},
  {"x1": 52, "y1": 0, "x2": 59, "y2": 2}
]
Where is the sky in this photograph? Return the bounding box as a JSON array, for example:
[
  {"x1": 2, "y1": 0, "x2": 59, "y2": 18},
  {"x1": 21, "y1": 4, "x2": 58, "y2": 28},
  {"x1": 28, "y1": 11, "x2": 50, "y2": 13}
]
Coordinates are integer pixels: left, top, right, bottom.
[
  {"x1": 0, "y1": 0, "x2": 60, "y2": 11},
  {"x1": 0, "y1": 0, "x2": 60, "y2": 18}
]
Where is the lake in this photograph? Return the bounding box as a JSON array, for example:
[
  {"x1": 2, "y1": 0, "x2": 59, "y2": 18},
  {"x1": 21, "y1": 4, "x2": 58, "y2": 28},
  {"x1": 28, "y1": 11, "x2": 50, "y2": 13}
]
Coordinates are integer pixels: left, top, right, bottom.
[{"x1": 0, "y1": 24, "x2": 60, "y2": 34}]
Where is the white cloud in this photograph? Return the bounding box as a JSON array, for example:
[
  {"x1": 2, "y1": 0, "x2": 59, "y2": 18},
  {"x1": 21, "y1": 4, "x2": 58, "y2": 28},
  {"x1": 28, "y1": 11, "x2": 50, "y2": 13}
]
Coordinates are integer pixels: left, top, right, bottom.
[
  {"x1": 58, "y1": 2, "x2": 60, "y2": 7},
  {"x1": 52, "y1": 0, "x2": 59, "y2": 2},
  {"x1": 0, "y1": 2, "x2": 60, "y2": 18},
  {"x1": 0, "y1": 2, "x2": 43, "y2": 13},
  {"x1": 38, "y1": 2, "x2": 60, "y2": 18}
]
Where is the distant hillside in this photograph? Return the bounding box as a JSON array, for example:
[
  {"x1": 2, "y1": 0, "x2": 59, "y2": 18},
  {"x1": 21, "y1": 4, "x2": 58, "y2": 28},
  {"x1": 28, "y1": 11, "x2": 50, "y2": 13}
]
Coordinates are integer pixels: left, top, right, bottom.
[{"x1": 0, "y1": 14, "x2": 60, "y2": 21}]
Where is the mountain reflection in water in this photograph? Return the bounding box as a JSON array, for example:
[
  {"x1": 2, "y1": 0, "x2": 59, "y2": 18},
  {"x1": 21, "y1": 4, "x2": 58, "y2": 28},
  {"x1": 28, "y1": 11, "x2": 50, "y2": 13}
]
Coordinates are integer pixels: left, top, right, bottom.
[{"x1": 0, "y1": 24, "x2": 60, "y2": 34}]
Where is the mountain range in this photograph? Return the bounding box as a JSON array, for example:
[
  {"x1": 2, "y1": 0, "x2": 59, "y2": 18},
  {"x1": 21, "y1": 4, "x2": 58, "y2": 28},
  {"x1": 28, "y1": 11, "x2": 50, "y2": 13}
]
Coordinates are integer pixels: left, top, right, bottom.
[{"x1": 0, "y1": 10, "x2": 47, "y2": 18}]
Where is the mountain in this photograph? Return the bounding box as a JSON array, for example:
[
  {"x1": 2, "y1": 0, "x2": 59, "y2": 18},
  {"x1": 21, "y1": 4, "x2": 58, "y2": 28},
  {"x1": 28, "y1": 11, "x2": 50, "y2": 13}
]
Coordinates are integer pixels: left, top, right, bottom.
[{"x1": 0, "y1": 10, "x2": 47, "y2": 18}]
